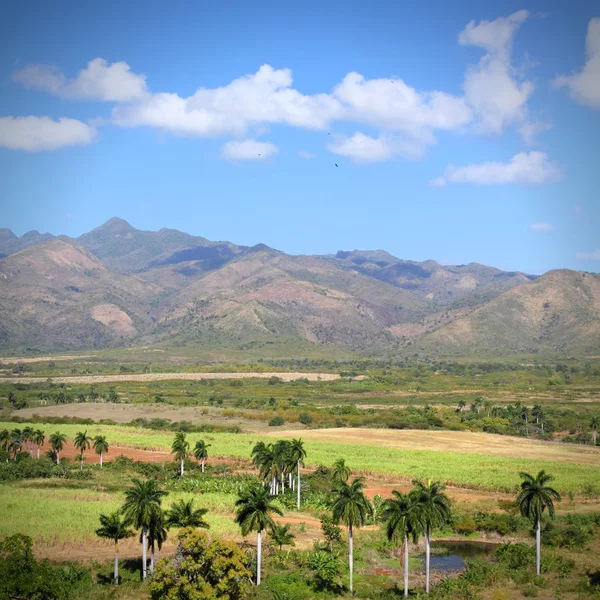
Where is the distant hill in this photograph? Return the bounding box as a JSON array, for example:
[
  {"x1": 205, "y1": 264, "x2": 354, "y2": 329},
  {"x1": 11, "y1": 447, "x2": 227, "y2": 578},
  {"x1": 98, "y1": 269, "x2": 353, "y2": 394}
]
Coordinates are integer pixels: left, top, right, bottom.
[
  {"x1": 0, "y1": 218, "x2": 596, "y2": 357},
  {"x1": 417, "y1": 270, "x2": 600, "y2": 356}
]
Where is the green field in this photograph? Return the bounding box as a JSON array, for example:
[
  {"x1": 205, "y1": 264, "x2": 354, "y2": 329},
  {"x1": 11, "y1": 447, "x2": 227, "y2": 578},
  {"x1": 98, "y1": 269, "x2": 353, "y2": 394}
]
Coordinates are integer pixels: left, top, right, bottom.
[{"x1": 3, "y1": 421, "x2": 599, "y2": 493}]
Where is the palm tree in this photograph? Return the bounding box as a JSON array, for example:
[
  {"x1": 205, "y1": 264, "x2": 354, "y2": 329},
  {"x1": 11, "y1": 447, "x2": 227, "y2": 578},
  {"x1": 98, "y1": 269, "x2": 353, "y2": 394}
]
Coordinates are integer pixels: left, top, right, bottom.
[
  {"x1": 235, "y1": 484, "x2": 283, "y2": 585},
  {"x1": 95, "y1": 512, "x2": 134, "y2": 584},
  {"x1": 332, "y1": 458, "x2": 351, "y2": 483},
  {"x1": 456, "y1": 399, "x2": 466, "y2": 412},
  {"x1": 520, "y1": 406, "x2": 530, "y2": 435},
  {"x1": 381, "y1": 490, "x2": 423, "y2": 597},
  {"x1": 49, "y1": 431, "x2": 67, "y2": 464},
  {"x1": 121, "y1": 478, "x2": 168, "y2": 579},
  {"x1": 22, "y1": 426, "x2": 34, "y2": 456},
  {"x1": 9, "y1": 429, "x2": 22, "y2": 460},
  {"x1": 146, "y1": 509, "x2": 167, "y2": 573},
  {"x1": 532, "y1": 404, "x2": 545, "y2": 433},
  {"x1": 329, "y1": 476, "x2": 373, "y2": 594},
  {"x1": 270, "y1": 523, "x2": 295, "y2": 552},
  {"x1": 289, "y1": 438, "x2": 307, "y2": 509},
  {"x1": 413, "y1": 480, "x2": 451, "y2": 594},
  {"x1": 590, "y1": 416, "x2": 600, "y2": 445},
  {"x1": 93, "y1": 435, "x2": 109, "y2": 467},
  {"x1": 74, "y1": 430, "x2": 91, "y2": 470},
  {"x1": 517, "y1": 471, "x2": 561, "y2": 576},
  {"x1": 32, "y1": 429, "x2": 45, "y2": 458},
  {"x1": 171, "y1": 431, "x2": 190, "y2": 476},
  {"x1": 165, "y1": 498, "x2": 210, "y2": 529},
  {"x1": 0, "y1": 429, "x2": 10, "y2": 461},
  {"x1": 193, "y1": 439, "x2": 211, "y2": 473}
]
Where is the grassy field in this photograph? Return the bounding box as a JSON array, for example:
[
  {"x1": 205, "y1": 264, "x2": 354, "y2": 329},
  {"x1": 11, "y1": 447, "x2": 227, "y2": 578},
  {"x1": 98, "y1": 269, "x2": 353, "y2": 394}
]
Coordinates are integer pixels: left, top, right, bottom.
[{"x1": 2, "y1": 421, "x2": 599, "y2": 493}]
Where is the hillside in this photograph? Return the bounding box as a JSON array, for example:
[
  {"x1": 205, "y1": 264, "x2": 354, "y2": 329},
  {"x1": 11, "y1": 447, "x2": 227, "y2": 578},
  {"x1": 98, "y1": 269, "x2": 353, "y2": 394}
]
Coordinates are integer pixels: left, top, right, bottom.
[
  {"x1": 0, "y1": 218, "x2": 597, "y2": 357},
  {"x1": 418, "y1": 270, "x2": 600, "y2": 356},
  {"x1": 0, "y1": 239, "x2": 160, "y2": 351}
]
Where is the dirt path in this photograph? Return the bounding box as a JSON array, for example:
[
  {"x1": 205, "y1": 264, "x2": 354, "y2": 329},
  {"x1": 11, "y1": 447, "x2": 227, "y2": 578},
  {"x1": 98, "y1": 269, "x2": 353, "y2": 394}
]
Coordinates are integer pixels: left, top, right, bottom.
[
  {"x1": 4, "y1": 371, "x2": 343, "y2": 384},
  {"x1": 0, "y1": 355, "x2": 93, "y2": 364}
]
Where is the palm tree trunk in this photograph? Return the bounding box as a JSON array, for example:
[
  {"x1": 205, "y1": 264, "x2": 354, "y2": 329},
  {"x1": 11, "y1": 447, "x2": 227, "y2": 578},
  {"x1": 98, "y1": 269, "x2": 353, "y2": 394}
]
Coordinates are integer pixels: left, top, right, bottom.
[
  {"x1": 281, "y1": 472, "x2": 285, "y2": 493},
  {"x1": 202, "y1": 459, "x2": 205, "y2": 473},
  {"x1": 297, "y1": 460, "x2": 301, "y2": 509},
  {"x1": 180, "y1": 458, "x2": 184, "y2": 476},
  {"x1": 404, "y1": 534, "x2": 409, "y2": 597},
  {"x1": 142, "y1": 528, "x2": 148, "y2": 580},
  {"x1": 349, "y1": 524, "x2": 354, "y2": 594},
  {"x1": 100, "y1": 452, "x2": 103, "y2": 467},
  {"x1": 257, "y1": 529, "x2": 262, "y2": 585},
  {"x1": 150, "y1": 543, "x2": 155, "y2": 572},
  {"x1": 425, "y1": 525, "x2": 430, "y2": 594},
  {"x1": 594, "y1": 429, "x2": 598, "y2": 445},
  {"x1": 114, "y1": 542, "x2": 119, "y2": 584},
  {"x1": 536, "y1": 518, "x2": 541, "y2": 576},
  {"x1": 37, "y1": 447, "x2": 40, "y2": 459},
  {"x1": 80, "y1": 453, "x2": 83, "y2": 470},
  {"x1": 289, "y1": 472, "x2": 292, "y2": 489},
  {"x1": 56, "y1": 451, "x2": 60, "y2": 465}
]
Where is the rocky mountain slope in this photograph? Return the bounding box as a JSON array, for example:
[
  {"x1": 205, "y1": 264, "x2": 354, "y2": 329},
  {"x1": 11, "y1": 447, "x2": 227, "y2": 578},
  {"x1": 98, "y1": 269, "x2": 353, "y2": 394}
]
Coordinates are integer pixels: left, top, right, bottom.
[{"x1": 0, "y1": 218, "x2": 597, "y2": 357}]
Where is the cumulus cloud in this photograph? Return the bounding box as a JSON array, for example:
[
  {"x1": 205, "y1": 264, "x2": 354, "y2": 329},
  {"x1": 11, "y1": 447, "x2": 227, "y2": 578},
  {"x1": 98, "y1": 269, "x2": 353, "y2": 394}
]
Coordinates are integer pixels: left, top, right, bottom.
[
  {"x1": 0, "y1": 116, "x2": 96, "y2": 151},
  {"x1": 458, "y1": 10, "x2": 545, "y2": 142},
  {"x1": 13, "y1": 58, "x2": 147, "y2": 102},
  {"x1": 328, "y1": 131, "x2": 431, "y2": 163},
  {"x1": 530, "y1": 222, "x2": 554, "y2": 232},
  {"x1": 554, "y1": 18, "x2": 600, "y2": 109},
  {"x1": 431, "y1": 151, "x2": 563, "y2": 186},
  {"x1": 576, "y1": 249, "x2": 600, "y2": 260},
  {"x1": 221, "y1": 139, "x2": 278, "y2": 161}
]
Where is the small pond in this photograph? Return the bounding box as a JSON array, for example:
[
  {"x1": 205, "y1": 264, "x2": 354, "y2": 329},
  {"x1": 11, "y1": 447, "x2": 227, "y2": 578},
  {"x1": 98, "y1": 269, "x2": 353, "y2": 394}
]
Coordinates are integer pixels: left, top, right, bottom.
[{"x1": 419, "y1": 540, "x2": 498, "y2": 572}]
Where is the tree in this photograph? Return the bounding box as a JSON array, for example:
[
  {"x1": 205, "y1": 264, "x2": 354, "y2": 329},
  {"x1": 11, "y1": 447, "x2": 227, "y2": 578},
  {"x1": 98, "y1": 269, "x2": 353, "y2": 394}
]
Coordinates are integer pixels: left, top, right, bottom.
[
  {"x1": 74, "y1": 430, "x2": 91, "y2": 470},
  {"x1": 308, "y1": 550, "x2": 343, "y2": 592},
  {"x1": 332, "y1": 458, "x2": 351, "y2": 483},
  {"x1": 532, "y1": 404, "x2": 545, "y2": 433},
  {"x1": 95, "y1": 512, "x2": 134, "y2": 584},
  {"x1": 193, "y1": 439, "x2": 211, "y2": 473},
  {"x1": 289, "y1": 438, "x2": 307, "y2": 509},
  {"x1": 32, "y1": 429, "x2": 45, "y2": 459},
  {"x1": 147, "y1": 509, "x2": 168, "y2": 573},
  {"x1": 235, "y1": 484, "x2": 283, "y2": 585},
  {"x1": 0, "y1": 429, "x2": 10, "y2": 461},
  {"x1": 321, "y1": 515, "x2": 343, "y2": 551},
  {"x1": 590, "y1": 416, "x2": 600, "y2": 445},
  {"x1": 517, "y1": 470, "x2": 561, "y2": 576},
  {"x1": 49, "y1": 432, "x2": 66, "y2": 465},
  {"x1": 381, "y1": 490, "x2": 423, "y2": 597},
  {"x1": 9, "y1": 429, "x2": 22, "y2": 461},
  {"x1": 121, "y1": 478, "x2": 168, "y2": 579},
  {"x1": 93, "y1": 435, "x2": 109, "y2": 467},
  {"x1": 270, "y1": 523, "x2": 295, "y2": 552},
  {"x1": 520, "y1": 406, "x2": 530, "y2": 435},
  {"x1": 149, "y1": 529, "x2": 251, "y2": 600},
  {"x1": 165, "y1": 499, "x2": 209, "y2": 529},
  {"x1": 22, "y1": 427, "x2": 34, "y2": 457},
  {"x1": 171, "y1": 431, "x2": 190, "y2": 476},
  {"x1": 413, "y1": 480, "x2": 451, "y2": 594},
  {"x1": 456, "y1": 399, "x2": 466, "y2": 413},
  {"x1": 329, "y1": 476, "x2": 373, "y2": 594}
]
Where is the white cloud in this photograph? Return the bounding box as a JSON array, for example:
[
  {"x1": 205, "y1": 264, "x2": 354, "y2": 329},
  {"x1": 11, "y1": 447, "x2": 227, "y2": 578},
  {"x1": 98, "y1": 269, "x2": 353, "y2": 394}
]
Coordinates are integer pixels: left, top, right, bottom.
[
  {"x1": 554, "y1": 18, "x2": 600, "y2": 109},
  {"x1": 13, "y1": 58, "x2": 147, "y2": 102},
  {"x1": 576, "y1": 249, "x2": 600, "y2": 260},
  {"x1": 431, "y1": 151, "x2": 563, "y2": 186},
  {"x1": 0, "y1": 116, "x2": 96, "y2": 151},
  {"x1": 221, "y1": 139, "x2": 278, "y2": 161},
  {"x1": 328, "y1": 131, "x2": 431, "y2": 163},
  {"x1": 530, "y1": 222, "x2": 554, "y2": 232},
  {"x1": 458, "y1": 10, "x2": 545, "y2": 142},
  {"x1": 298, "y1": 151, "x2": 316, "y2": 159}
]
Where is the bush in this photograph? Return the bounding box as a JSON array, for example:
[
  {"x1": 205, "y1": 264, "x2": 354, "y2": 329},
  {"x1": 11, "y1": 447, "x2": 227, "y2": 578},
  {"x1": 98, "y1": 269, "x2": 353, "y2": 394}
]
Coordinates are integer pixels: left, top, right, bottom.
[
  {"x1": 299, "y1": 412, "x2": 313, "y2": 425},
  {"x1": 308, "y1": 550, "x2": 343, "y2": 591},
  {"x1": 454, "y1": 517, "x2": 477, "y2": 535},
  {"x1": 269, "y1": 416, "x2": 285, "y2": 427},
  {"x1": 495, "y1": 543, "x2": 535, "y2": 570}
]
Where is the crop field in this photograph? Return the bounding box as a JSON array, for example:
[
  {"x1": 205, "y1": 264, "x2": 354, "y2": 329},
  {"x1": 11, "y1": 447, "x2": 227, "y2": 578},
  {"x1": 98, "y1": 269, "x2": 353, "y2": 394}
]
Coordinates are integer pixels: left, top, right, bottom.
[{"x1": 2, "y1": 421, "x2": 599, "y2": 493}]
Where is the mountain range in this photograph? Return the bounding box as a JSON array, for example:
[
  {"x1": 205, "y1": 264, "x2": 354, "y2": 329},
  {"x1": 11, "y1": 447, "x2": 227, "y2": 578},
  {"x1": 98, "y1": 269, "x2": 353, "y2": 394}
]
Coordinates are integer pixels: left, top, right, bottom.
[{"x1": 1, "y1": 218, "x2": 598, "y2": 358}]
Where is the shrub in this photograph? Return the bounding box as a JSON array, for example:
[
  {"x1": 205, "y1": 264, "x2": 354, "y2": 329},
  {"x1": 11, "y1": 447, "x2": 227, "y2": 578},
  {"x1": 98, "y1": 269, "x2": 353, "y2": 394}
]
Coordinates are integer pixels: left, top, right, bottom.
[
  {"x1": 454, "y1": 517, "x2": 477, "y2": 535},
  {"x1": 299, "y1": 412, "x2": 313, "y2": 425},
  {"x1": 269, "y1": 416, "x2": 285, "y2": 427},
  {"x1": 495, "y1": 543, "x2": 535, "y2": 570},
  {"x1": 308, "y1": 550, "x2": 343, "y2": 591}
]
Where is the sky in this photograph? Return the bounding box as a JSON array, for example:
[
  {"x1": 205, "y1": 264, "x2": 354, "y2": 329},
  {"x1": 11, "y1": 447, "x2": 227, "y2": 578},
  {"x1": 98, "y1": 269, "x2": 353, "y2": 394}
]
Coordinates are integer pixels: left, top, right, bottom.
[{"x1": 0, "y1": 0, "x2": 598, "y2": 275}]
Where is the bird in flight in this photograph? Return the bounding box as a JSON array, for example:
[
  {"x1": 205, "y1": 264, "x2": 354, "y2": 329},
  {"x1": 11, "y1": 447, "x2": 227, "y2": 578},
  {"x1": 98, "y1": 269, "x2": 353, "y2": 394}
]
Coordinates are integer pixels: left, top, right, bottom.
[{"x1": 335, "y1": 163, "x2": 339, "y2": 167}]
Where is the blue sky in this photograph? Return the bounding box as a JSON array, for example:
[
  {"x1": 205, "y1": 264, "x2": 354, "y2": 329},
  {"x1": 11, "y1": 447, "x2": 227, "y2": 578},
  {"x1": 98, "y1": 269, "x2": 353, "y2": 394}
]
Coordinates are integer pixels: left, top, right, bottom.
[{"x1": 0, "y1": 0, "x2": 598, "y2": 274}]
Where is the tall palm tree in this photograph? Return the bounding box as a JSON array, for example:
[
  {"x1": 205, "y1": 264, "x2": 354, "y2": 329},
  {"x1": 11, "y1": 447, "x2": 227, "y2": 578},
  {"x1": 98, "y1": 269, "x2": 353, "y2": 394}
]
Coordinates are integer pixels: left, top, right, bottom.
[
  {"x1": 289, "y1": 438, "x2": 307, "y2": 509},
  {"x1": 95, "y1": 511, "x2": 134, "y2": 584},
  {"x1": 146, "y1": 509, "x2": 167, "y2": 573},
  {"x1": 93, "y1": 435, "x2": 109, "y2": 467},
  {"x1": 332, "y1": 458, "x2": 351, "y2": 483},
  {"x1": 532, "y1": 404, "x2": 545, "y2": 433},
  {"x1": 517, "y1": 471, "x2": 561, "y2": 576},
  {"x1": 329, "y1": 476, "x2": 373, "y2": 594},
  {"x1": 456, "y1": 399, "x2": 466, "y2": 412},
  {"x1": 520, "y1": 406, "x2": 530, "y2": 435},
  {"x1": 413, "y1": 480, "x2": 451, "y2": 594},
  {"x1": 381, "y1": 490, "x2": 423, "y2": 597},
  {"x1": 49, "y1": 431, "x2": 67, "y2": 464},
  {"x1": 32, "y1": 429, "x2": 45, "y2": 458},
  {"x1": 9, "y1": 429, "x2": 22, "y2": 460},
  {"x1": 165, "y1": 498, "x2": 210, "y2": 529},
  {"x1": 74, "y1": 430, "x2": 91, "y2": 470},
  {"x1": 171, "y1": 431, "x2": 190, "y2": 476},
  {"x1": 121, "y1": 478, "x2": 168, "y2": 579},
  {"x1": 590, "y1": 416, "x2": 600, "y2": 445},
  {"x1": 235, "y1": 484, "x2": 283, "y2": 585},
  {"x1": 22, "y1": 426, "x2": 34, "y2": 456},
  {"x1": 0, "y1": 429, "x2": 10, "y2": 461},
  {"x1": 193, "y1": 439, "x2": 211, "y2": 473}
]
